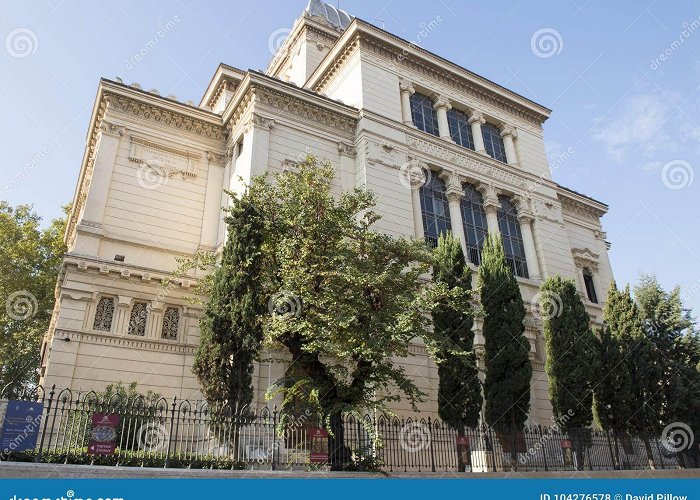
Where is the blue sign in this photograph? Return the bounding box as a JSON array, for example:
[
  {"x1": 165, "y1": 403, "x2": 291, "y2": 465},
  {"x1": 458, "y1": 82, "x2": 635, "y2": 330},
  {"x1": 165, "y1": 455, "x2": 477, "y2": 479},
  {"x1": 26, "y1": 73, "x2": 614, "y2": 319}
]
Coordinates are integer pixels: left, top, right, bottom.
[{"x1": 0, "y1": 400, "x2": 44, "y2": 452}]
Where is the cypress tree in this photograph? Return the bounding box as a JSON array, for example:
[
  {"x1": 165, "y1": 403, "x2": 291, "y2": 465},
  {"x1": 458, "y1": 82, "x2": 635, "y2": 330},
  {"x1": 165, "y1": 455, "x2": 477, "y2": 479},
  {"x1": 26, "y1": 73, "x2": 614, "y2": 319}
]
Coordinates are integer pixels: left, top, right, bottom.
[
  {"x1": 433, "y1": 234, "x2": 482, "y2": 432},
  {"x1": 540, "y1": 276, "x2": 597, "y2": 429},
  {"x1": 477, "y1": 233, "x2": 532, "y2": 434},
  {"x1": 540, "y1": 276, "x2": 597, "y2": 469},
  {"x1": 192, "y1": 190, "x2": 265, "y2": 416},
  {"x1": 604, "y1": 282, "x2": 661, "y2": 467}
]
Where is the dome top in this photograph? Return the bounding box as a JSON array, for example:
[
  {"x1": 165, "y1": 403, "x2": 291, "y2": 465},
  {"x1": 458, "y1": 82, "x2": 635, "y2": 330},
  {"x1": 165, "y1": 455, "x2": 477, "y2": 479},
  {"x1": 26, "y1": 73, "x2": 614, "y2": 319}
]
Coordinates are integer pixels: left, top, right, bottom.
[{"x1": 304, "y1": 0, "x2": 352, "y2": 31}]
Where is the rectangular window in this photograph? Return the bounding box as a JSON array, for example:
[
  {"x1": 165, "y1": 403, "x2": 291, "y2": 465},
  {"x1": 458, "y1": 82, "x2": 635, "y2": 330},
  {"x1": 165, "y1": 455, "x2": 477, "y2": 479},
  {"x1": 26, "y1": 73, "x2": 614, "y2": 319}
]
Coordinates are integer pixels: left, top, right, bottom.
[
  {"x1": 447, "y1": 108, "x2": 475, "y2": 150},
  {"x1": 410, "y1": 92, "x2": 439, "y2": 136}
]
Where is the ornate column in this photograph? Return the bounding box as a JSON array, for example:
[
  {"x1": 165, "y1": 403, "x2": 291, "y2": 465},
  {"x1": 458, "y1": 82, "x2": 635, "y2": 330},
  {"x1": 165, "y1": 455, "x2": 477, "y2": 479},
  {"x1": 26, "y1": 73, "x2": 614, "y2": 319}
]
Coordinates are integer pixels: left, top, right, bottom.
[
  {"x1": 399, "y1": 80, "x2": 416, "y2": 126},
  {"x1": 114, "y1": 296, "x2": 133, "y2": 335},
  {"x1": 243, "y1": 113, "x2": 274, "y2": 179},
  {"x1": 147, "y1": 302, "x2": 164, "y2": 340},
  {"x1": 433, "y1": 95, "x2": 452, "y2": 141},
  {"x1": 468, "y1": 111, "x2": 487, "y2": 155},
  {"x1": 515, "y1": 197, "x2": 541, "y2": 280},
  {"x1": 477, "y1": 183, "x2": 501, "y2": 235},
  {"x1": 500, "y1": 124, "x2": 519, "y2": 166},
  {"x1": 408, "y1": 158, "x2": 428, "y2": 239},
  {"x1": 439, "y1": 171, "x2": 466, "y2": 253}
]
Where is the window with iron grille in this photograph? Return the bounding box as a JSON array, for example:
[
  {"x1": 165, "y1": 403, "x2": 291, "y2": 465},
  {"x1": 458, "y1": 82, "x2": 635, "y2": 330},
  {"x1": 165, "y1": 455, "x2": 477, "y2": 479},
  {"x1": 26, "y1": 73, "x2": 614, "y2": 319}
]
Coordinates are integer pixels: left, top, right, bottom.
[
  {"x1": 482, "y1": 122, "x2": 507, "y2": 162},
  {"x1": 583, "y1": 268, "x2": 598, "y2": 303},
  {"x1": 128, "y1": 301, "x2": 149, "y2": 336},
  {"x1": 161, "y1": 306, "x2": 180, "y2": 340},
  {"x1": 410, "y1": 92, "x2": 439, "y2": 136},
  {"x1": 447, "y1": 108, "x2": 475, "y2": 150},
  {"x1": 497, "y1": 196, "x2": 529, "y2": 278},
  {"x1": 419, "y1": 172, "x2": 451, "y2": 248},
  {"x1": 460, "y1": 183, "x2": 488, "y2": 265},
  {"x1": 93, "y1": 296, "x2": 115, "y2": 332}
]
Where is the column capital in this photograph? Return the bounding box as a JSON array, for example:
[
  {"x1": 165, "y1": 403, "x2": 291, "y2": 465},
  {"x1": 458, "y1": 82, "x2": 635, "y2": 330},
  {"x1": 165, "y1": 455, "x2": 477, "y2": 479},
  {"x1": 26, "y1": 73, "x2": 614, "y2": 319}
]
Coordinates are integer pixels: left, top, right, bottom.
[
  {"x1": 432, "y1": 94, "x2": 452, "y2": 111},
  {"x1": 499, "y1": 123, "x2": 518, "y2": 139},
  {"x1": 517, "y1": 211, "x2": 535, "y2": 224},
  {"x1": 438, "y1": 170, "x2": 462, "y2": 192},
  {"x1": 399, "y1": 80, "x2": 415, "y2": 94},
  {"x1": 337, "y1": 141, "x2": 357, "y2": 158},
  {"x1": 468, "y1": 110, "x2": 485, "y2": 125}
]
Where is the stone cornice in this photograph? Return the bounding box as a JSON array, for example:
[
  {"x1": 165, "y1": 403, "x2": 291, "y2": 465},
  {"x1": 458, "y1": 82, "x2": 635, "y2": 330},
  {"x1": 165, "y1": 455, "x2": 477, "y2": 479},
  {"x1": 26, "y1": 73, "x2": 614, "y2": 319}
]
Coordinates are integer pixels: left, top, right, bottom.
[
  {"x1": 558, "y1": 191, "x2": 607, "y2": 224},
  {"x1": 55, "y1": 328, "x2": 197, "y2": 354},
  {"x1": 307, "y1": 20, "x2": 551, "y2": 126},
  {"x1": 222, "y1": 72, "x2": 358, "y2": 141}
]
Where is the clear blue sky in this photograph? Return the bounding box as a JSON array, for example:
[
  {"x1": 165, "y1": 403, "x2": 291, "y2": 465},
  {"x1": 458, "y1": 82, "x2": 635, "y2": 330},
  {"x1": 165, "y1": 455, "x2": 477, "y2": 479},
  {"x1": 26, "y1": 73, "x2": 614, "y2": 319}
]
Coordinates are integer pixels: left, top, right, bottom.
[{"x1": 1, "y1": 0, "x2": 698, "y2": 316}]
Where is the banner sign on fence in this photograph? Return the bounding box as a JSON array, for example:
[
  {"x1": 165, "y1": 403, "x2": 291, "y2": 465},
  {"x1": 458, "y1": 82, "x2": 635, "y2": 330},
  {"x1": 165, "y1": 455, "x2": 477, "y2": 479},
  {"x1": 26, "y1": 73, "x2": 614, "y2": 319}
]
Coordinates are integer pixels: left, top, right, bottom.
[
  {"x1": 0, "y1": 400, "x2": 43, "y2": 452},
  {"x1": 455, "y1": 435, "x2": 472, "y2": 471},
  {"x1": 561, "y1": 439, "x2": 573, "y2": 467},
  {"x1": 88, "y1": 413, "x2": 119, "y2": 455},
  {"x1": 308, "y1": 428, "x2": 328, "y2": 463}
]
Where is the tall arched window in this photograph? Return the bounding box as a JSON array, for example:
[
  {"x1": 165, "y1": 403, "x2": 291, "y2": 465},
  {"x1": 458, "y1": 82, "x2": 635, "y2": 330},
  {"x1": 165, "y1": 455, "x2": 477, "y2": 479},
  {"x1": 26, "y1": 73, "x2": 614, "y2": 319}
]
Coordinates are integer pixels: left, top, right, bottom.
[
  {"x1": 583, "y1": 268, "x2": 598, "y2": 303},
  {"x1": 482, "y1": 122, "x2": 507, "y2": 162},
  {"x1": 410, "y1": 92, "x2": 439, "y2": 136},
  {"x1": 497, "y1": 196, "x2": 529, "y2": 278},
  {"x1": 460, "y1": 183, "x2": 488, "y2": 265},
  {"x1": 447, "y1": 108, "x2": 474, "y2": 149},
  {"x1": 419, "y1": 172, "x2": 451, "y2": 248}
]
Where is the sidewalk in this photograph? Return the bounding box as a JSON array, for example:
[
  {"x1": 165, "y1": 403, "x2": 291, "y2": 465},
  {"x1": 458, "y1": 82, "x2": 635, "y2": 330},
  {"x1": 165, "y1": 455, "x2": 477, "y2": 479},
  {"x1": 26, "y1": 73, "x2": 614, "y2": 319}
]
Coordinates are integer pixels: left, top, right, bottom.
[{"x1": 1, "y1": 462, "x2": 698, "y2": 479}]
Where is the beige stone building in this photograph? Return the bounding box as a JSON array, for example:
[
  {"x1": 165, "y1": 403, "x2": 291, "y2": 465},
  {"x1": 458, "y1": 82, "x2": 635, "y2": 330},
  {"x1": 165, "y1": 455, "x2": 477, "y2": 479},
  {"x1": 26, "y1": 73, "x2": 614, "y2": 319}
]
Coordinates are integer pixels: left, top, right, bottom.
[{"x1": 39, "y1": 1, "x2": 613, "y2": 425}]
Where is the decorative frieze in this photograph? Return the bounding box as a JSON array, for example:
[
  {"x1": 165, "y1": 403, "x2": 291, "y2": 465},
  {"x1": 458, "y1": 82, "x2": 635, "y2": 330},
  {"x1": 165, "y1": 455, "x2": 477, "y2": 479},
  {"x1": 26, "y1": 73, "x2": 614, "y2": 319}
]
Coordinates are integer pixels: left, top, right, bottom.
[
  {"x1": 559, "y1": 194, "x2": 606, "y2": 223},
  {"x1": 128, "y1": 136, "x2": 200, "y2": 180},
  {"x1": 105, "y1": 93, "x2": 225, "y2": 141}
]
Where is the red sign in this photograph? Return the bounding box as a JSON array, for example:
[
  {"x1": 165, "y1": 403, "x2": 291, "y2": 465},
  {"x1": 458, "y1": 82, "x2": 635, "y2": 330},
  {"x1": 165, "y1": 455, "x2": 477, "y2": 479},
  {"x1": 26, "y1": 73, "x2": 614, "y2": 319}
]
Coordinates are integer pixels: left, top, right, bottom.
[
  {"x1": 88, "y1": 413, "x2": 120, "y2": 455},
  {"x1": 560, "y1": 439, "x2": 572, "y2": 449},
  {"x1": 456, "y1": 436, "x2": 470, "y2": 446},
  {"x1": 308, "y1": 428, "x2": 329, "y2": 463}
]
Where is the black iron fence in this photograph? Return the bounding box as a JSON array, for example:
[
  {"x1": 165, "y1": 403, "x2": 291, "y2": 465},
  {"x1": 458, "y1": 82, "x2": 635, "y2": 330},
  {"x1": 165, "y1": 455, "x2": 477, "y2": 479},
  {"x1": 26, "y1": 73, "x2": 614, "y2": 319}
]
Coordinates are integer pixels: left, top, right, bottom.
[{"x1": 0, "y1": 386, "x2": 696, "y2": 472}]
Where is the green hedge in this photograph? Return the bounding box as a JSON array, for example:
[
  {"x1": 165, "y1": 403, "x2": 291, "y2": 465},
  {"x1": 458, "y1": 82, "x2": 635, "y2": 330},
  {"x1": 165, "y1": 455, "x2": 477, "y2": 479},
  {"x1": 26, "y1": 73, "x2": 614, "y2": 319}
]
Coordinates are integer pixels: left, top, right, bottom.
[{"x1": 2, "y1": 449, "x2": 248, "y2": 469}]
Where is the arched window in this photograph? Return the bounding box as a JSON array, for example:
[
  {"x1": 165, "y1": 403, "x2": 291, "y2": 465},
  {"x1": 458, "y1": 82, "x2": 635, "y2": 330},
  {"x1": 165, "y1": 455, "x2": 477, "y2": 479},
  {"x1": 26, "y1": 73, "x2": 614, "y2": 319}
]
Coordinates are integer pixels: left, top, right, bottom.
[
  {"x1": 497, "y1": 196, "x2": 529, "y2": 278},
  {"x1": 93, "y1": 296, "x2": 115, "y2": 332},
  {"x1": 419, "y1": 172, "x2": 451, "y2": 248},
  {"x1": 460, "y1": 183, "x2": 488, "y2": 265},
  {"x1": 161, "y1": 306, "x2": 180, "y2": 340},
  {"x1": 583, "y1": 268, "x2": 598, "y2": 303},
  {"x1": 128, "y1": 301, "x2": 149, "y2": 336},
  {"x1": 482, "y1": 122, "x2": 507, "y2": 162},
  {"x1": 410, "y1": 92, "x2": 439, "y2": 136},
  {"x1": 447, "y1": 108, "x2": 474, "y2": 149}
]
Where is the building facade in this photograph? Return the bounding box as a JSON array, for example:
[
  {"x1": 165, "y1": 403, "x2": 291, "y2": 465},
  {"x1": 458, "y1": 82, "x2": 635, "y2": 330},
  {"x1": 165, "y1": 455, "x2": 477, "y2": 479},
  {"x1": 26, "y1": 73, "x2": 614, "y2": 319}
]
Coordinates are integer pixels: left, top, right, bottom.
[{"x1": 39, "y1": 0, "x2": 613, "y2": 425}]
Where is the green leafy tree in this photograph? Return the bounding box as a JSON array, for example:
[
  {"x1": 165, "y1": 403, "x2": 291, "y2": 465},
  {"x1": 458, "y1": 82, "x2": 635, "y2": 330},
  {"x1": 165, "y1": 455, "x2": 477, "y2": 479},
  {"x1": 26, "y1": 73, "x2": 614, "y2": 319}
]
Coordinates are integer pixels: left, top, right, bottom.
[
  {"x1": 432, "y1": 234, "x2": 481, "y2": 463},
  {"x1": 0, "y1": 202, "x2": 67, "y2": 398},
  {"x1": 192, "y1": 190, "x2": 265, "y2": 417},
  {"x1": 250, "y1": 156, "x2": 448, "y2": 469},
  {"x1": 539, "y1": 276, "x2": 597, "y2": 469},
  {"x1": 604, "y1": 281, "x2": 662, "y2": 466},
  {"x1": 634, "y1": 275, "x2": 700, "y2": 467},
  {"x1": 477, "y1": 233, "x2": 532, "y2": 434}
]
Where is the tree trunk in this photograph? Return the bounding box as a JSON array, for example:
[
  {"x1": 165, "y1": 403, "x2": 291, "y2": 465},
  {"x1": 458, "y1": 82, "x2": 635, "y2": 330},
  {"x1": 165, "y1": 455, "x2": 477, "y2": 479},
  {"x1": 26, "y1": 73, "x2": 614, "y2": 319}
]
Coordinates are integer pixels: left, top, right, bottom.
[
  {"x1": 329, "y1": 412, "x2": 349, "y2": 471},
  {"x1": 573, "y1": 430, "x2": 584, "y2": 471},
  {"x1": 643, "y1": 436, "x2": 656, "y2": 469}
]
